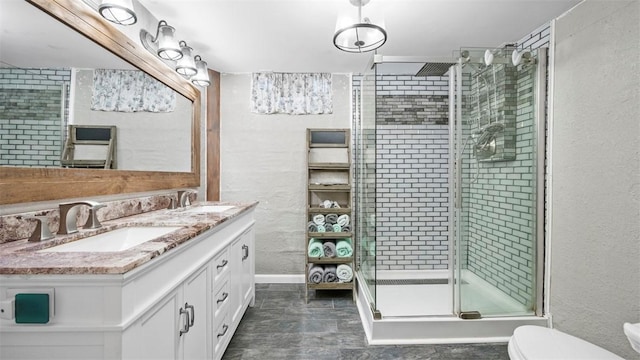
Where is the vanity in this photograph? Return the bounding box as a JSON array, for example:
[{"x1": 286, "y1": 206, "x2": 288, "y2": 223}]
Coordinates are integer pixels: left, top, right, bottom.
[{"x1": 0, "y1": 202, "x2": 257, "y2": 360}]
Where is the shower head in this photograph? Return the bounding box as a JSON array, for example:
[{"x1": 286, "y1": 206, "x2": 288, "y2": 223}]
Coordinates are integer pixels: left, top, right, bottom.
[
  {"x1": 512, "y1": 49, "x2": 535, "y2": 66},
  {"x1": 415, "y1": 62, "x2": 456, "y2": 76}
]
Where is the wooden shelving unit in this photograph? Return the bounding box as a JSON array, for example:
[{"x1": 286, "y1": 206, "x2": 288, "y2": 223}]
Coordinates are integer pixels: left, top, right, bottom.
[{"x1": 305, "y1": 128, "x2": 355, "y2": 303}]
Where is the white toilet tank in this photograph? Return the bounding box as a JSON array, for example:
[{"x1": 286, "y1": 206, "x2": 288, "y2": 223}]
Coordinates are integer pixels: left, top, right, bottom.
[{"x1": 508, "y1": 325, "x2": 624, "y2": 360}]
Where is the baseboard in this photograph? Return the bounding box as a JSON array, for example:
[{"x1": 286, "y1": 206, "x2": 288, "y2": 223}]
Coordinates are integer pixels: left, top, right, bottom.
[{"x1": 255, "y1": 274, "x2": 305, "y2": 284}]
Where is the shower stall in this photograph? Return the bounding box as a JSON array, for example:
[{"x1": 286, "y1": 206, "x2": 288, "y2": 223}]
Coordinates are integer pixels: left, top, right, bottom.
[{"x1": 353, "y1": 47, "x2": 548, "y2": 343}]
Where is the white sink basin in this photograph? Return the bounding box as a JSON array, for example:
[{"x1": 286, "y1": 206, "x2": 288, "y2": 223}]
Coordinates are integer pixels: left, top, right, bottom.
[
  {"x1": 42, "y1": 226, "x2": 181, "y2": 253},
  {"x1": 184, "y1": 205, "x2": 235, "y2": 213}
]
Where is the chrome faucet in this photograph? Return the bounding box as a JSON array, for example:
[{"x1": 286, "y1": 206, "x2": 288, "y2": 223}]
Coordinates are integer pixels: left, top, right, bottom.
[
  {"x1": 177, "y1": 191, "x2": 191, "y2": 208},
  {"x1": 27, "y1": 216, "x2": 54, "y2": 242},
  {"x1": 58, "y1": 201, "x2": 106, "y2": 235}
]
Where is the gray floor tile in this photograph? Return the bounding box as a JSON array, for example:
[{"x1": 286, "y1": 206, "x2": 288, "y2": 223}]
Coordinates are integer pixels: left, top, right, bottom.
[{"x1": 222, "y1": 284, "x2": 509, "y2": 360}]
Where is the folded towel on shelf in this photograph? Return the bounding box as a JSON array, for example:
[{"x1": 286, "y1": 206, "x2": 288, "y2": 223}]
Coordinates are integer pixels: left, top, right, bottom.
[
  {"x1": 323, "y1": 241, "x2": 336, "y2": 258},
  {"x1": 323, "y1": 265, "x2": 338, "y2": 283},
  {"x1": 337, "y1": 264, "x2": 353, "y2": 283},
  {"x1": 336, "y1": 238, "x2": 353, "y2": 257},
  {"x1": 316, "y1": 224, "x2": 326, "y2": 233},
  {"x1": 341, "y1": 225, "x2": 351, "y2": 233},
  {"x1": 308, "y1": 264, "x2": 324, "y2": 284},
  {"x1": 332, "y1": 224, "x2": 342, "y2": 232},
  {"x1": 308, "y1": 238, "x2": 324, "y2": 257},
  {"x1": 337, "y1": 214, "x2": 350, "y2": 227},
  {"x1": 312, "y1": 214, "x2": 325, "y2": 225},
  {"x1": 325, "y1": 213, "x2": 338, "y2": 225},
  {"x1": 322, "y1": 200, "x2": 332, "y2": 209},
  {"x1": 307, "y1": 221, "x2": 318, "y2": 233}
]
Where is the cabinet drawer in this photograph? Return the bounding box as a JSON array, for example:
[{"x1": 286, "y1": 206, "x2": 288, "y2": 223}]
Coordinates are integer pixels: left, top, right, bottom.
[
  {"x1": 212, "y1": 248, "x2": 230, "y2": 285},
  {"x1": 213, "y1": 313, "x2": 231, "y2": 357},
  {"x1": 213, "y1": 279, "x2": 230, "y2": 323}
]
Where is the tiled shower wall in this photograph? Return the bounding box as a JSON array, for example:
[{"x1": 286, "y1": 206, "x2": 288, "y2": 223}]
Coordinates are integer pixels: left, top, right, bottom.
[
  {"x1": 0, "y1": 68, "x2": 71, "y2": 167},
  {"x1": 462, "y1": 24, "x2": 550, "y2": 307},
  {"x1": 354, "y1": 74, "x2": 451, "y2": 271}
]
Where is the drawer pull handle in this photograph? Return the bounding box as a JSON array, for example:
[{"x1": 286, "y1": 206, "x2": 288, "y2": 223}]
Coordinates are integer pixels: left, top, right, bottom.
[
  {"x1": 179, "y1": 306, "x2": 190, "y2": 336},
  {"x1": 217, "y1": 259, "x2": 228, "y2": 269},
  {"x1": 217, "y1": 324, "x2": 229, "y2": 338},
  {"x1": 217, "y1": 292, "x2": 229, "y2": 304},
  {"x1": 242, "y1": 244, "x2": 249, "y2": 261},
  {"x1": 185, "y1": 303, "x2": 195, "y2": 328}
]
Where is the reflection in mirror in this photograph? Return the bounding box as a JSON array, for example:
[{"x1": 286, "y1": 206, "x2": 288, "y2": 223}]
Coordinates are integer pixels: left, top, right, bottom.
[{"x1": 0, "y1": 0, "x2": 192, "y2": 172}]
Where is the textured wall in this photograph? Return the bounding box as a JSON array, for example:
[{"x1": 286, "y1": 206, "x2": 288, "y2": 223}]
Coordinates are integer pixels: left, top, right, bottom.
[
  {"x1": 550, "y1": 1, "x2": 640, "y2": 358},
  {"x1": 220, "y1": 73, "x2": 351, "y2": 275}
]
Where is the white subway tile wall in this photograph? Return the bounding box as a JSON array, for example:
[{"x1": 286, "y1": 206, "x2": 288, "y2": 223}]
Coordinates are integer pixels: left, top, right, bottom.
[{"x1": 0, "y1": 68, "x2": 71, "y2": 167}]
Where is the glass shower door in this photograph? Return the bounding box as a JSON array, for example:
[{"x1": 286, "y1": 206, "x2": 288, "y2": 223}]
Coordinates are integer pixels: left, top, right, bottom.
[
  {"x1": 453, "y1": 47, "x2": 543, "y2": 318},
  {"x1": 356, "y1": 64, "x2": 378, "y2": 313}
]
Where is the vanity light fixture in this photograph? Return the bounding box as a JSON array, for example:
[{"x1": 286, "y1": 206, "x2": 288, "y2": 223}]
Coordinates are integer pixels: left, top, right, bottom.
[
  {"x1": 98, "y1": 0, "x2": 137, "y2": 25},
  {"x1": 333, "y1": 0, "x2": 386, "y2": 53},
  {"x1": 191, "y1": 55, "x2": 211, "y2": 87},
  {"x1": 175, "y1": 41, "x2": 197, "y2": 77},
  {"x1": 140, "y1": 20, "x2": 183, "y2": 61}
]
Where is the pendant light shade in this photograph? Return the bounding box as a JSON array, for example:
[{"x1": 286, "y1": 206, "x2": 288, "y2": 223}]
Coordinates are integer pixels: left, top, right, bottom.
[
  {"x1": 98, "y1": 0, "x2": 137, "y2": 25},
  {"x1": 175, "y1": 41, "x2": 197, "y2": 77},
  {"x1": 333, "y1": 0, "x2": 386, "y2": 53},
  {"x1": 140, "y1": 20, "x2": 183, "y2": 61},
  {"x1": 191, "y1": 55, "x2": 211, "y2": 87}
]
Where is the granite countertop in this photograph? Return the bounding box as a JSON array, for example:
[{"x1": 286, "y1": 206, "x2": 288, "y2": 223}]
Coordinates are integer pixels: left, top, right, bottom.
[{"x1": 0, "y1": 202, "x2": 258, "y2": 276}]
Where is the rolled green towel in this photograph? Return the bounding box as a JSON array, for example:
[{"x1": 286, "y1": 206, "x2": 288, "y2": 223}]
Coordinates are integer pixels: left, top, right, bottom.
[
  {"x1": 316, "y1": 224, "x2": 326, "y2": 233},
  {"x1": 308, "y1": 238, "x2": 323, "y2": 257},
  {"x1": 336, "y1": 238, "x2": 353, "y2": 257},
  {"x1": 332, "y1": 224, "x2": 341, "y2": 232}
]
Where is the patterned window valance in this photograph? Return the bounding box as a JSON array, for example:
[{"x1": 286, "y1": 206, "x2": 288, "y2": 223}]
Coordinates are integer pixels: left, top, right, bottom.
[
  {"x1": 91, "y1": 69, "x2": 176, "y2": 113},
  {"x1": 250, "y1": 72, "x2": 332, "y2": 115}
]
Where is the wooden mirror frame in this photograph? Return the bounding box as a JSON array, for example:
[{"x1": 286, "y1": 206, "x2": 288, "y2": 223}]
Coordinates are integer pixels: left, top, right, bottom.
[{"x1": 0, "y1": 0, "x2": 201, "y2": 205}]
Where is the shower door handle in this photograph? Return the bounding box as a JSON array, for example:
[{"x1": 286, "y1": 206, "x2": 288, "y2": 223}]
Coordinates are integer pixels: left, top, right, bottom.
[{"x1": 455, "y1": 157, "x2": 462, "y2": 209}]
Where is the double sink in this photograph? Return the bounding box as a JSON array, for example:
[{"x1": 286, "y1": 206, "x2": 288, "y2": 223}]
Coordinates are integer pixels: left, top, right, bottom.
[{"x1": 40, "y1": 205, "x2": 236, "y2": 253}]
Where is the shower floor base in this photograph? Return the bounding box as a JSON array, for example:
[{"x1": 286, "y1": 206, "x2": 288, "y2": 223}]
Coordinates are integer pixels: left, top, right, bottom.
[{"x1": 357, "y1": 272, "x2": 549, "y2": 345}]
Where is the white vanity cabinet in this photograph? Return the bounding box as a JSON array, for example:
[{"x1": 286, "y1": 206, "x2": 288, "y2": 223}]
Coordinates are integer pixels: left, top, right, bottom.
[
  {"x1": 122, "y1": 265, "x2": 208, "y2": 360},
  {"x1": 0, "y1": 208, "x2": 256, "y2": 360}
]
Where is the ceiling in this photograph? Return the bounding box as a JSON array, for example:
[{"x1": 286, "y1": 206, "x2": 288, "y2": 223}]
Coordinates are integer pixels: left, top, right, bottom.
[
  {"x1": 0, "y1": 0, "x2": 581, "y2": 74},
  {"x1": 138, "y1": 0, "x2": 581, "y2": 74}
]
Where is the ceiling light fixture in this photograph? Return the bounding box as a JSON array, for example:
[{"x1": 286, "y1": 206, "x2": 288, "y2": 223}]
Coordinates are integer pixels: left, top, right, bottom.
[
  {"x1": 191, "y1": 55, "x2": 211, "y2": 87},
  {"x1": 140, "y1": 20, "x2": 183, "y2": 61},
  {"x1": 333, "y1": 0, "x2": 386, "y2": 53},
  {"x1": 98, "y1": 0, "x2": 137, "y2": 25},
  {"x1": 175, "y1": 41, "x2": 198, "y2": 77}
]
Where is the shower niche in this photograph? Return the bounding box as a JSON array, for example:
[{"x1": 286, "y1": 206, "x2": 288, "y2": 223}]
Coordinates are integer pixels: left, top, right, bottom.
[{"x1": 465, "y1": 59, "x2": 518, "y2": 162}]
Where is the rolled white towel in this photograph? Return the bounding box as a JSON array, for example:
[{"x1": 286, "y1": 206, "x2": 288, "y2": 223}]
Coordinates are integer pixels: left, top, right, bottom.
[
  {"x1": 337, "y1": 264, "x2": 353, "y2": 283},
  {"x1": 337, "y1": 214, "x2": 350, "y2": 227},
  {"x1": 312, "y1": 214, "x2": 325, "y2": 225}
]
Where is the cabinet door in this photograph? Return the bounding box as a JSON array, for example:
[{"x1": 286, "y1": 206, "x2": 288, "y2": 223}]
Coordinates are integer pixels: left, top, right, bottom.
[
  {"x1": 181, "y1": 266, "x2": 209, "y2": 360},
  {"x1": 229, "y1": 235, "x2": 244, "y2": 325},
  {"x1": 240, "y1": 227, "x2": 255, "y2": 306},
  {"x1": 123, "y1": 289, "x2": 181, "y2": 360}
]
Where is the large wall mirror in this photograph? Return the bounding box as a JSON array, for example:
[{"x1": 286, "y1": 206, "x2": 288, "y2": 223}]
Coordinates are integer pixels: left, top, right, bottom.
[{"x1": 0, "y1": 0, "x2": 201, "y2": 205}]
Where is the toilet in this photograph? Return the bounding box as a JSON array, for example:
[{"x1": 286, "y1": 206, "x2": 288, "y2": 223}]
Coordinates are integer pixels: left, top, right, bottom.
[{"x1": 508, "y1": 325, "x2": 624, "y2": 359}]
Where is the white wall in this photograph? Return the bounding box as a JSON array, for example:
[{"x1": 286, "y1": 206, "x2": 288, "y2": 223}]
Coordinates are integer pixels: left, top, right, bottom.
[
  {"x1": 549, "y1": 1, "x2": 640, "y2": 358},
  {"x1": 73, "y1": 69, "x2": 192, "y2": 172},
  {"x1": 220, "y1": 73, "x2": 351, "y2": 275}
]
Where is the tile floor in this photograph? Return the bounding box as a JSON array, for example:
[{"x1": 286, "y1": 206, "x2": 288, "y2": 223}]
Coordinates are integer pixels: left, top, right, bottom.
[{"x1": 222, "y1": 283, "x2": 509, "y2": 359}]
